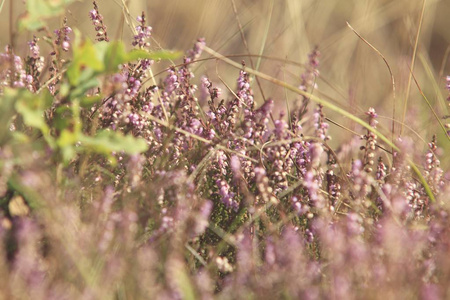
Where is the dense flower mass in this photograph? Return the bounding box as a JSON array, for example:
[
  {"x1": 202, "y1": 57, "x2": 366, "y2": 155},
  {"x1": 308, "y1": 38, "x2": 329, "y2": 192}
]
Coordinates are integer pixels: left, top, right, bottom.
[{"x1": 0, "y1": 3, "x2": 450, "y2": 300}]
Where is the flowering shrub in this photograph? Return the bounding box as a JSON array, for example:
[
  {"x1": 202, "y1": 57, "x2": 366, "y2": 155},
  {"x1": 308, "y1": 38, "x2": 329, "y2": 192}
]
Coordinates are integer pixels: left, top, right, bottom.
[{"x1": 0, "y1": 1, "x2": 449, "y2": 299}]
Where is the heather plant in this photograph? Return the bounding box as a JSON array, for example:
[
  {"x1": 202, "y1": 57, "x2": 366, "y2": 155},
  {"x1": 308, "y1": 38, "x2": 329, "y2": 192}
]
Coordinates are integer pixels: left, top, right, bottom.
[{"x1": 0, "y1": 1, "x2": 450, "y2": 299}]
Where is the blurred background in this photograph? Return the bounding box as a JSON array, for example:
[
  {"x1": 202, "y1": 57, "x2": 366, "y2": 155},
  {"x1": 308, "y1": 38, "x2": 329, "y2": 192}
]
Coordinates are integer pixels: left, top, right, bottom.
[{"x1": 1, "y1": 0, "x2": 450, "y2": 163}]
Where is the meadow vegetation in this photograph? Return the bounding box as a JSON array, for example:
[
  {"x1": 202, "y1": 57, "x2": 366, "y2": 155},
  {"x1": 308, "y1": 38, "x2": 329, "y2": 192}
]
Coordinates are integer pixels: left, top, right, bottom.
[{"x1": 0, "y1": 0, "x2": 450, "y2": 298}]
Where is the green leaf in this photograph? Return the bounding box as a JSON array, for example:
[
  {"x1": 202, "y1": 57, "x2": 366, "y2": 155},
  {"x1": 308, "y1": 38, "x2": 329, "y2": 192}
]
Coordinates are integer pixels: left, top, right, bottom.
[
  {"x1": 104, "y1": 42, "x2": 182, "y2": 72},
  {"x1": 131, "y1": 49, "x2": 182, "y2": 61},
  {"x1": 57, "y1": 129, "x2": 79, "y2": 148},
  {"x1": 126, "y1": 49, "x2": 153, "y2": 61},
  {"x1": 171, "y1": 262, "x2": 197, "y2": 300},
  {"x1": 11, "y1": 132, "x2": 30, "y2": 143},
  {"x1": 67, "y1": 38, "x2": 181, "y2": 86},
  {"x1": 15, "y1": 101, "x2": 49, "y2": 132},
  {"x1": 59, "y1": 83, "x2": 71, "y2": 98},
  {"x1": 13, "y1": 89, "x2": 54, "y2": 148},
  {"x1": 54, "y1": 106, "x2": 72, "y2": 131},
  {"x1": 19, "y1": 0, "x2": 76, "y2": 31},
  {"x1": 80, "y1": 95, "x2": 103, "y2": 108},
  {"x1": 67, "y1": 37, "x2": 104, "y2": 86},
  {"x1": 61, "y1": 144, "x2": 76, "y2": 163},
  {"x1": 79, "y1": 131, "x2": 148, "y2": 156},
  {"x1": 103, "y1": 41, "x2": 128, "y2": 73},
  {"x1": 70, "y1": 76, "x2": 100, "y2": 100},
  {"x1": 56, "y1": 129, "x2": 77, "y2": 164}
]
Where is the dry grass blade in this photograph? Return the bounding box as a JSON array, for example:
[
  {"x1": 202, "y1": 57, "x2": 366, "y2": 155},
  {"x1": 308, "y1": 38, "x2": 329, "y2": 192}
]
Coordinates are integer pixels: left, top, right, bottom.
[
  {"x1": 255, "y1": 0, "x2": 274, "y2": 77},
  {"x1": 346, "y1": 21, "x2": 396, "y2": 149},
  {"x1": 401, "y1": 0, "x2": 427, "y2": 135},
  {"x1": 409, "y1": 66, "x2": 450, "y2": 142},
  {"x1": 418, "y1": 53, "x2": 448, "y2": 114},
  {"x1": 230, "y1": 0, "x2": 266, "y2": 103},
  {"x1": 0, "y1": 0, "x2": 5, "y2": 14}
]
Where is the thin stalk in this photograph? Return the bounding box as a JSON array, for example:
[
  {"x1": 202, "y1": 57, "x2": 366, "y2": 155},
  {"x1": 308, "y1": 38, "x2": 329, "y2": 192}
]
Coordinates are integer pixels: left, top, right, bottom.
[
  {"x1": 346, "y1": 22, "x2": 396, "y2": 156},
  {"x1": 9, "y1": 0, "x2": 14, "y2": 49},
  {"x1": 0, "y1": 0, "x2": 6, "y2": 14},
  {"x1": 255, "y1": 0, "x2": 274, "y2": 74},
  {"x1": 401, "y1": 0, "x2": 427, "y2": 135}
]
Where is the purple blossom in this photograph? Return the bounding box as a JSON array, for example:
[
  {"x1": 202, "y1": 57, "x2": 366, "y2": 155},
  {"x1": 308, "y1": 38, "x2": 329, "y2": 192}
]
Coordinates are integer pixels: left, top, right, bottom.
[
  {"x1": 133, "y1": 12, "x2": 152, "y2": 48},
  {"x1": 236, "y1": 68, "x2": 254, "y2": 112},
  {"x1": 216, "y1": 179, "x2": 238, "y2": 210},
  {"x1": 294, "y1": 47, "x2": 321, "y2": 122},
  {"x1": 361, "y1": 108, "x2": 379, "y2": 173},
  {"x1": 27, "y1": 37, "x2": 40, "y2": 59},
  {"x1": 313, "y1": 104, "x2": 330, "y2": 141},
  {"x1": 274, "y1": 119, "x2": 288, "y2": 139},
  {"x1": 186, "y1": 38, "x2": 206, "y2": 62},
  {"x1": 164, "y1": 67, "x2": 179, "y2": 94},
  {"x1": 376, "y1": 157, "x2": 387, "y2": 182},
  {"x1": 193, "y1": 200, "x2": 213, "y2": 236},
  {"x1": 348, "y1": 159, "x2": 373, "y2": 205},
  {"x1": 54, "y1": 18, "x2": 72, "y2": 52}
]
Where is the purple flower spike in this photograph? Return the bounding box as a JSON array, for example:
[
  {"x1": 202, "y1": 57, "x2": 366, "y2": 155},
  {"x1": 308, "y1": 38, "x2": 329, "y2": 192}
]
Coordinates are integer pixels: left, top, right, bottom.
[
  {"x1": 54, "y1": 18, "x2": 73, "y2": 52},
  {"x1": 133, "y1": 12, "x2": 152, "y2": 48},
  {"x1": 90, "y1": 1, "x2": 109, "y2": 42}
]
